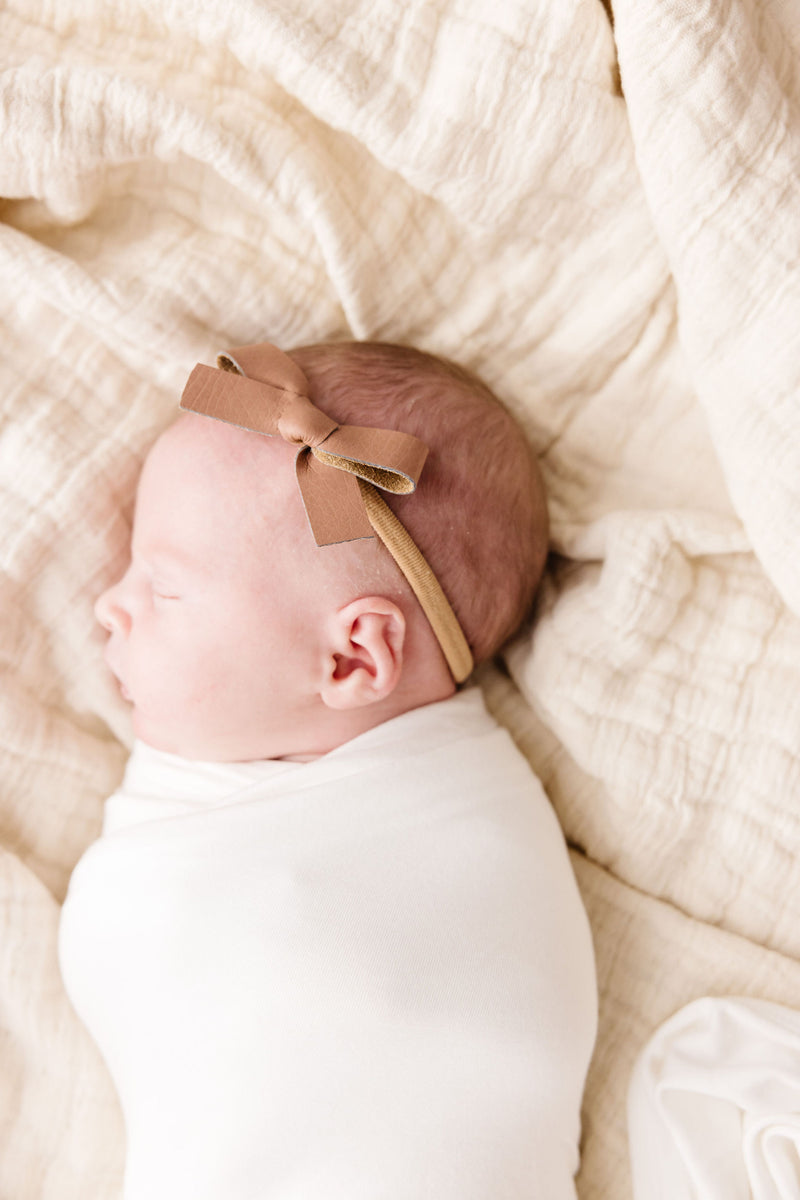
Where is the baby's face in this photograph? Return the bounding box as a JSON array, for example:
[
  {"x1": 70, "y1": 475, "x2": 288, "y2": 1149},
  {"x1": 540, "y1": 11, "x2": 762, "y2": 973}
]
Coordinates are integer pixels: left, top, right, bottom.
[{"x1": 95, "y1": 414, "x2": 329, "y2": 761}]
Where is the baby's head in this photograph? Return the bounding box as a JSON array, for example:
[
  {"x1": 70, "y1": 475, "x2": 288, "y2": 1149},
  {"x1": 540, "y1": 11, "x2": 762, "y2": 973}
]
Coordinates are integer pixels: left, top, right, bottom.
[{"x1": 96, "y1": 342, "x2": 548, "y2": 761}]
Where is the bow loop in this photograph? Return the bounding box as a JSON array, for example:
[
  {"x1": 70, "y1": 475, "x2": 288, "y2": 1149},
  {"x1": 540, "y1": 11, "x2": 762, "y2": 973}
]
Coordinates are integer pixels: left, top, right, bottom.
[{"x1": 310, "y1": 425, "x2": 427, "y2": 496}]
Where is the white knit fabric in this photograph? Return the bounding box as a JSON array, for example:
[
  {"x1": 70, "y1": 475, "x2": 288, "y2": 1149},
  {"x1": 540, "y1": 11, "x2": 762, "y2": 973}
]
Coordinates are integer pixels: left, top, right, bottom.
[
  {"x1": 628, "y1": 997, "x2": 800, "y2": 1200},
  {"x1": 59, "y1": 690, "x2": 597, "y2": 1200}
]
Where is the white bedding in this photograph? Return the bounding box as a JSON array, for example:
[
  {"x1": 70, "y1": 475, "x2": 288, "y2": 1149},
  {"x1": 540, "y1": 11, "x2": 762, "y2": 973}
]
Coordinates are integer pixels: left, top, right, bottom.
[{"x1": 3, "y1": 0, "x2": 800, "y2": 1196}]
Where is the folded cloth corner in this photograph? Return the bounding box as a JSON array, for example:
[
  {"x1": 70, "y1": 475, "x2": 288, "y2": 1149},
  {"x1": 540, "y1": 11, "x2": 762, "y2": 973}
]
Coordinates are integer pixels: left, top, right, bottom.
[{"x1": 628, "y1": 996, "x2": 800, "y2": 1200}]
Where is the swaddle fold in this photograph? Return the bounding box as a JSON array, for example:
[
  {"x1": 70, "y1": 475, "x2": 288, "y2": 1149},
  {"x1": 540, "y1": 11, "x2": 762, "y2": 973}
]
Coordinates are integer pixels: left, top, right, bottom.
[{"x1": 60, "y1": 689, "x2": 596, "y2": 1199}]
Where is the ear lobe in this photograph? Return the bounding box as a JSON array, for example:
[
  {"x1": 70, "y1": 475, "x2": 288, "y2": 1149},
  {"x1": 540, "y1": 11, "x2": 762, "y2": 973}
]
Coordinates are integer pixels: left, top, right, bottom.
[{"x1": 319, "y1": 597, "x2": 405, "y2": 711}]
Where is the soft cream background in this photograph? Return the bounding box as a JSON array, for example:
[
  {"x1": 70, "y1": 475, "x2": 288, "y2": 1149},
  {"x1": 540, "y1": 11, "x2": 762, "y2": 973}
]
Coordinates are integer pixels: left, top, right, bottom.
[{"x1": 2, "y1": 0, "x2": 800, "y2": 1195}]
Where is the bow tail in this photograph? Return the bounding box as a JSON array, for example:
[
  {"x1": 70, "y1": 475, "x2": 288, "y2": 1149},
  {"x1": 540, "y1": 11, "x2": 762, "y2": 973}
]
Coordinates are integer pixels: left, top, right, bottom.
[{"x1": 295, "y1": 451, "x2": 374, "y2": 546}]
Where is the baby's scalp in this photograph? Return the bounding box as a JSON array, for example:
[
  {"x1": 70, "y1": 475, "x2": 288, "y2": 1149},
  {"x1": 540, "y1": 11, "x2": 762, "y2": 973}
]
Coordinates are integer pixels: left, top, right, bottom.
[{"x1": 287, "y1": 342, "x2": 549, "y2": 664}]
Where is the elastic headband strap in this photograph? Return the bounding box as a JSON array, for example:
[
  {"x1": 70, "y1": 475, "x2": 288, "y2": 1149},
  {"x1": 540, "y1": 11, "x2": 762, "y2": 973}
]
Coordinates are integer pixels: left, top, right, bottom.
[{"x1": 356, "y1": 480, "x2": 474, "y2": 683}]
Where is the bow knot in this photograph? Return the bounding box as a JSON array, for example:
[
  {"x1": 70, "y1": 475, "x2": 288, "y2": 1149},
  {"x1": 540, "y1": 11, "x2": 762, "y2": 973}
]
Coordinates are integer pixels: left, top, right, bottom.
[{"x1": 276, "y1": 393, "x2": 339, "y2": 448}]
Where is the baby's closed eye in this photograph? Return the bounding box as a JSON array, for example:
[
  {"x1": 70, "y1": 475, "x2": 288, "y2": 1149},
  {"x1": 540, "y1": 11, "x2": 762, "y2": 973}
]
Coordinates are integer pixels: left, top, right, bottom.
[{"x1": 151, "y1": 583, "x2": 181, "y2": 602}]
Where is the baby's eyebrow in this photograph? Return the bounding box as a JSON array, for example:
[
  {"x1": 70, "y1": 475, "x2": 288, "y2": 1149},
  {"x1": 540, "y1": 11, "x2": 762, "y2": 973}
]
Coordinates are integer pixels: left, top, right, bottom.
[{"x1": 131, "y1": 546, "x2": 197, "y2": 576}]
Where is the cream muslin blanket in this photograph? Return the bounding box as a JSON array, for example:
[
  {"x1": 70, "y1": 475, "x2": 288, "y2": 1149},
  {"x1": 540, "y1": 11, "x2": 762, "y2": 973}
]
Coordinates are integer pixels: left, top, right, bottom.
[
  {"x1": 59, "y1": 690, "x2": 597, "y2": 1200},
  {"x1": 5, "y1": 0, "x2": 800, "y2": 1196}
]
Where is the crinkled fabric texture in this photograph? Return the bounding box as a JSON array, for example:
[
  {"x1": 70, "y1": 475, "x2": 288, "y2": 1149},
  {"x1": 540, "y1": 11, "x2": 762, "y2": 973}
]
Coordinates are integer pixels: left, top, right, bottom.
[{"x1": 3, "y1": 0, "x2": 800, "y2": 1197}]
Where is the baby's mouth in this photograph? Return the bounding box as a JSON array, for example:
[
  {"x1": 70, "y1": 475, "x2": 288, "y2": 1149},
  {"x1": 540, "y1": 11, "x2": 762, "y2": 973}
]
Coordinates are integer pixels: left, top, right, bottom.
[{"x1": 103, "y1": 647, "x2": 131, "y2": 702}]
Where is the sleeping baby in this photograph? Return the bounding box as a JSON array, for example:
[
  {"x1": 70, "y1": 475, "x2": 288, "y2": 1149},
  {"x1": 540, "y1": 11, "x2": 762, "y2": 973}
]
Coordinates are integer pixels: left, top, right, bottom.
[{"x1": 59, "y1": 340, "x2": 597, "y2": 1200}]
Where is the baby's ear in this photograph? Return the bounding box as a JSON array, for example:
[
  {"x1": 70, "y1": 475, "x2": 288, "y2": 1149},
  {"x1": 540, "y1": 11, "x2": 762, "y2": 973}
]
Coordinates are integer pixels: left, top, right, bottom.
[{"x1": 319, "y1": 597, "x2": 405, "y2": 710}]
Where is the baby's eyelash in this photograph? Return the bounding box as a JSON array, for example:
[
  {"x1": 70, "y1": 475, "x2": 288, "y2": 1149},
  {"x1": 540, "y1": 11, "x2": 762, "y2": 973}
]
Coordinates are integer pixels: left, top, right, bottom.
[{"x1": 150, "y1": 583, "x2": 180, "y2": 601}]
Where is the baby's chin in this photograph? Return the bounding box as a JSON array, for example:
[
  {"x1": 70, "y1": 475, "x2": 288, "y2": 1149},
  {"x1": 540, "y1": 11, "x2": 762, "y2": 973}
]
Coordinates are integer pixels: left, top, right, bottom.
[{"x1": 130, "y1": 711, "x2": 185, "y2": 759}]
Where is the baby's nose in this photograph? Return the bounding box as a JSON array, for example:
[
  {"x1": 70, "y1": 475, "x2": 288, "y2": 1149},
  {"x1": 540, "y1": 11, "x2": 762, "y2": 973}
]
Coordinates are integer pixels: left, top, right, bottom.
[{"x1": 95, "y1": 582, "x2": 131, "y2": 636}]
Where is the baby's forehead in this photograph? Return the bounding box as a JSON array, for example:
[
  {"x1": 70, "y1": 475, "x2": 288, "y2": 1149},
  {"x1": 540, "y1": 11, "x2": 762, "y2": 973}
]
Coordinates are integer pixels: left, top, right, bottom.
[
  {"x1": 135, "y1": 414, "x2": 309, "y2": 558},
  {"x1": 152, "y1": 410, "x2": 293, "y2": 472}
]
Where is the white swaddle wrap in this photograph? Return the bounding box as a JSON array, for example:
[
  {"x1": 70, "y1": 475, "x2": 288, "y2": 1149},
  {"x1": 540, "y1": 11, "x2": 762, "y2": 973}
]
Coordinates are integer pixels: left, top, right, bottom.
[{"x1": 59, "y1": 689, "x2": 597, "y2": 1200}]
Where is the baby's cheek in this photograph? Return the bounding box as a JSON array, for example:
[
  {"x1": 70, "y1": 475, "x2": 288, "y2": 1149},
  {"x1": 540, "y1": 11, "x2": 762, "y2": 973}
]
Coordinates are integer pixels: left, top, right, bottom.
[
  {"x1": 179, "y1": 656, "x2": 235, "y2": 713},
  {"x1": 131, "y1": 656, "x2": 193, "y2": 723}
]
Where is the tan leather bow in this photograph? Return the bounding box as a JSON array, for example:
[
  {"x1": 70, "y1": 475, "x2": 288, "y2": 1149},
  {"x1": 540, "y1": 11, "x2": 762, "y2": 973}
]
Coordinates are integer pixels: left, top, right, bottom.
[
  {"x1": 179, "y1": 343, "x2": 474, "y2": 683},
  {"x1": 180, "y1": 345, "x2": 428, "y2": 546}
]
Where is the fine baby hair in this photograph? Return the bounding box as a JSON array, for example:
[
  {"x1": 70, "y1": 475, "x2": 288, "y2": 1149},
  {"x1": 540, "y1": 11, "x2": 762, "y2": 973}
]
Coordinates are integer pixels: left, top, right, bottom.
[{"x1": 257, "y1": 340, "x2": 549, "y2": 666}]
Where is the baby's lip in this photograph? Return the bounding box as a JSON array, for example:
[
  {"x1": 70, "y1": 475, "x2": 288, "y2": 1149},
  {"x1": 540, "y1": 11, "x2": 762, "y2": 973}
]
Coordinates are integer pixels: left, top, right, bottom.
[{"x1": 103, "y1": 646, "x2": 131, "y2": 702}]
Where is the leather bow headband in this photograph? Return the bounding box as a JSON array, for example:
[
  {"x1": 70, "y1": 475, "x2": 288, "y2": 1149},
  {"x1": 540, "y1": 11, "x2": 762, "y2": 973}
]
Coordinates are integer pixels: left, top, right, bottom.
[{"x1": 179, "y1": 343, "x2": 474, "y2": 683}]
